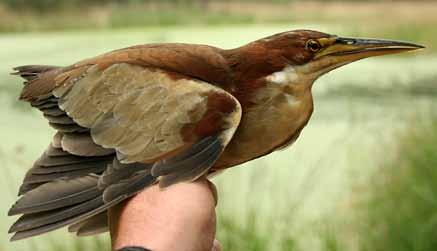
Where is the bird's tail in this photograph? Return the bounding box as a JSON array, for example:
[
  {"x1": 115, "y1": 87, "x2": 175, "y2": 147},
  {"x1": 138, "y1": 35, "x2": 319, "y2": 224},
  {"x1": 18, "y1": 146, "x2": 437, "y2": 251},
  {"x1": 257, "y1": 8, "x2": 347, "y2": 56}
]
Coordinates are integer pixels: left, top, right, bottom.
[
  {"x1": 12, "y1": 65, "x2": 61, "y2": 82},
  {"x1": 8, "y1": 142, "x2": 155, "y2": 241},
  {"x1": 8, "y1": 175, "x2": 109, "y2": 241},
  {"x1": 11, "y1": 65, "x2": 62, "y2": 84},
  {"x1": 8, "y1": 171, "x2": 155, "y2": 241},
  {"x1": 12, "y1": 64, "x2": 66, "y2": 101}
]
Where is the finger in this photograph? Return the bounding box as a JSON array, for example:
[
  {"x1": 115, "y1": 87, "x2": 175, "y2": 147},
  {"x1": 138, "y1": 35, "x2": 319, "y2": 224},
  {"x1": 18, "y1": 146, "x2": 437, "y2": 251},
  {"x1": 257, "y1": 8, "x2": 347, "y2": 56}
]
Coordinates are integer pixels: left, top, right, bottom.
[
  {"x1": 206, "y1": 179, "x2": 218, "y2": 206},
  {"x1": 212, "y1": 239, "x2": 222, "y2": 251}
]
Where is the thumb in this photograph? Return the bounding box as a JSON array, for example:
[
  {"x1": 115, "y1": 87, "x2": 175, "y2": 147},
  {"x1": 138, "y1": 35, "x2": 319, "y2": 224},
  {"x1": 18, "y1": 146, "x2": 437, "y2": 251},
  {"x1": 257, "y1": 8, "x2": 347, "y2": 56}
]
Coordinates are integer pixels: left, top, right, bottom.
[{"x1": 212, "y1": 239, "x2": 222, "y2": 251}]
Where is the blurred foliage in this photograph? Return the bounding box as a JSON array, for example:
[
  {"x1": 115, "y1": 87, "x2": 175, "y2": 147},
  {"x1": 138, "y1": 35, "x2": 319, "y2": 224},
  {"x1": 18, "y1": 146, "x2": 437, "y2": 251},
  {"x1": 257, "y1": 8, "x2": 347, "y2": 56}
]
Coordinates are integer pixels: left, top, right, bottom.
[
  {"x1": 2, "y1": 0, "x2": 103, "y2": 11},
  {"x1": 0, "y1": 0, "x2": 436, "y2": 54},
  {"x1": 217, "y1": 211, "x2": 298, "y2": 251},
  {"x1": 0, "y1": 0, "x2": 434, "y2": 12},
  {"x1": 324, "y1": 75, "x2": 437, "y2": 99},
  {"x1": 356, "y1": 117, "x2": 437, "y2": 251},
  {"x1": 0, "y1": 2, "x2": 259, "y2": 32}
]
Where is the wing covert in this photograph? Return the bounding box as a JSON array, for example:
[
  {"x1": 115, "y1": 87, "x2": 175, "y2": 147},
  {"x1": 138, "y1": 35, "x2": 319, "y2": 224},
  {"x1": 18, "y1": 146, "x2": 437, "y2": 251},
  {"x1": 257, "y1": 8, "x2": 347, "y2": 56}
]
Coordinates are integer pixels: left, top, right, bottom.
[{"x1": 53, "y1": 63, "x2": 241, "y2": 165}]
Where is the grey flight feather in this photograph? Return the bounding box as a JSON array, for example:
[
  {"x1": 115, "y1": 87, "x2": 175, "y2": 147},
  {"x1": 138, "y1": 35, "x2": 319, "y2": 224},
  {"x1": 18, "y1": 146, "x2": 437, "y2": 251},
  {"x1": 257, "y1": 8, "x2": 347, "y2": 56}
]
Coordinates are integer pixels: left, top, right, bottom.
[
  {"x1": 48, "y1": 122, "x2": 89, "y2": 133},
  {"x1": 160, "y1": 141, "x2": 223, "y2": 188},
  {"x1": 36, "y1": 153, "x2": 113, "y2": 167},
  {"x1": 22, "y1": 166, "x2": 107, "y2": 184},
  {"x1": 30, "y1": 97, "x2": 58, "y2": 107},
  {"x1": 40, "y1": 106, "x2": 65, "y2": 116},
  {"x1": 69, "y1": 212, "x2": 109, "y2": 236},
  {"x1": 10, "y1": 195, "x2": 124, "y2": 241},
  {"x1": 29, "y1": 161, "x2": 111, "y2": 175},
  {"x1": 9, "y1": 176, "x2": 100, "y2": 215},
  {"x1": 9, "y1": 196, "x2": 102, "y2": 233},
  {"x1": 45, "y1": 145, "x2": 70, "y2": 157},
  {"x1": 102, "y1": 171, "x2": 156, "y2": 203},
  {"x1": 151, "y1": 136, "x2": 224, "y2": 187},
  {"x1": 98, "y1": 159, "x2": 152, "y2": 189},
  {"x1": 61, "y1": 133, "x2": 115, "y2": 157},
  {"x1": 18, "y1": 183, "x2": 43, "y2": 197},
  {"x1": 32, "y1": 101, "x2": 58, "y2": 109},
  {"x1": 10, "y1": 170, "x2": 156, "y2": 241},
  {"x1": 43, "y1": 114, "x2": 76, "y2": 125},
  {"x1": 152, "y1": 136, "x2": 221, "y2": 176}
]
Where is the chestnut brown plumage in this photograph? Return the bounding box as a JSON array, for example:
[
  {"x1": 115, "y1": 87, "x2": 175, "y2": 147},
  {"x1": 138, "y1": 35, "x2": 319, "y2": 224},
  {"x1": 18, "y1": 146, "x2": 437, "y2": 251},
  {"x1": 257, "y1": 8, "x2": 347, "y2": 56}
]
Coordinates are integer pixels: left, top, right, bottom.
[{"x1": 8, "y1": 30, "x2": 423, "y2": 241}]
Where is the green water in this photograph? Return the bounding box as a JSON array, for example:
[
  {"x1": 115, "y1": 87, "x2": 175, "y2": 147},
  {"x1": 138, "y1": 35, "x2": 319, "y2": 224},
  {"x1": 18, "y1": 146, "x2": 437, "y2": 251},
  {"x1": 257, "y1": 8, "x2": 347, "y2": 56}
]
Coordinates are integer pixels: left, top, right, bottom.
[{"x1": 0, "y1": 26, "x2": 435, "y2": 251}]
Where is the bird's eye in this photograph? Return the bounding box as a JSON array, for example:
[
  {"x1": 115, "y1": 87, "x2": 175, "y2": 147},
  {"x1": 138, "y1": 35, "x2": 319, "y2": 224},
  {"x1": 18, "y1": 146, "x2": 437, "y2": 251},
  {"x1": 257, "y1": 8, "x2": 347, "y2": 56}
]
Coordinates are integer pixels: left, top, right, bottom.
[{"x1": 306, "y1": 40, "x2": 322, "y2": 52}]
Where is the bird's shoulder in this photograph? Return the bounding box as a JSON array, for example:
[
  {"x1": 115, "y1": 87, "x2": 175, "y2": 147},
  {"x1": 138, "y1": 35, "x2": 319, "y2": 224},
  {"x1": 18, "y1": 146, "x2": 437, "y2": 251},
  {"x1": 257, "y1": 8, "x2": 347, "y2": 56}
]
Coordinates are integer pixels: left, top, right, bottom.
[
  {"x1": 78, "y1": 43, "x2": 233, "y2": 85},
  {"x1": 19, "y1": 43, "x2": 234, "y2": 101}
]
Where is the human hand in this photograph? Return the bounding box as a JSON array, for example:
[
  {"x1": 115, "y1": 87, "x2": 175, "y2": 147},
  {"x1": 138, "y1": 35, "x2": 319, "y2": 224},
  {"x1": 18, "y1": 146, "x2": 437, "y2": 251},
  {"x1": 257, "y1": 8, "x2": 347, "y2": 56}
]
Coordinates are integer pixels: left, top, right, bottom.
[{"x1": 109, "y1": 178, "x2": 221, "y2": 251}]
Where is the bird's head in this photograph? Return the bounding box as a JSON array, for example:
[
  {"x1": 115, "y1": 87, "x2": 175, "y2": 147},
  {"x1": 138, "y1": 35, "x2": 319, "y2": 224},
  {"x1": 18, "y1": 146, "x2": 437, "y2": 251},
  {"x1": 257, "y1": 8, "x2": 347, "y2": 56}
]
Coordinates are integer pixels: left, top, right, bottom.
[{"x1": 256, "y1": 29, "x2": 424, "y2": 83}]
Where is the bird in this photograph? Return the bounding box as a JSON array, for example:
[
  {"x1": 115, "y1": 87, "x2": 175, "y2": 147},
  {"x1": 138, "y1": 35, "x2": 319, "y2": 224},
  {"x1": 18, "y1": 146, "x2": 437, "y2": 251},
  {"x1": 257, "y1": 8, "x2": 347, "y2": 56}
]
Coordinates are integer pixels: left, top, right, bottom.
[{"x1": 8, "y1": 29, "x2": 423, "y2": 241}]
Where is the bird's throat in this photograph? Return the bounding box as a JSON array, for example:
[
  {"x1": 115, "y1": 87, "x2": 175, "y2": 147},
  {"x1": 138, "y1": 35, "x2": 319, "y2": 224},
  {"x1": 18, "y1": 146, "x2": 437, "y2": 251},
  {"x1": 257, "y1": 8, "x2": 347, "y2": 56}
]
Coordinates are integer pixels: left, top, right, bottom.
[{"x1": 215, "y1": 69, "x2": 315, "y2": 169}]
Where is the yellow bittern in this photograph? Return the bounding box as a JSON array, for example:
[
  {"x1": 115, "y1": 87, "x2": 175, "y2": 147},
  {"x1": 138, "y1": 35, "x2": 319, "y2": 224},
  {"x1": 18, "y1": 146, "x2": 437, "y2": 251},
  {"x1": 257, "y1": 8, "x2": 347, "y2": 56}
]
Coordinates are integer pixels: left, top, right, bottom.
[{"x1": 8, "y1": 30, "x2": 423, "y2": 241}]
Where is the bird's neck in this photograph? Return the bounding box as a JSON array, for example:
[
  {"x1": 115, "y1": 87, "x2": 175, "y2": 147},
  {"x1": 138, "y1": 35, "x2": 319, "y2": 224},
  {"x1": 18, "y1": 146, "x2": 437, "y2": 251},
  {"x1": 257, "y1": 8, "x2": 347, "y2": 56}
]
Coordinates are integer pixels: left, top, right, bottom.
[{"x1": 216, "y1": 52, "x2": 316, "y2": 168}]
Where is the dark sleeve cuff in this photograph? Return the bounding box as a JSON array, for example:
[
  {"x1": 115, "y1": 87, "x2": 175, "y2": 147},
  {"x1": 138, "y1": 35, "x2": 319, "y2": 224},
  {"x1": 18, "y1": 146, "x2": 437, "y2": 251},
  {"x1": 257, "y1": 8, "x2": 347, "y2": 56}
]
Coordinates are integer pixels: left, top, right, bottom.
[{"x1": 117, "y1": 247, "x2": 152, "y2": 251}]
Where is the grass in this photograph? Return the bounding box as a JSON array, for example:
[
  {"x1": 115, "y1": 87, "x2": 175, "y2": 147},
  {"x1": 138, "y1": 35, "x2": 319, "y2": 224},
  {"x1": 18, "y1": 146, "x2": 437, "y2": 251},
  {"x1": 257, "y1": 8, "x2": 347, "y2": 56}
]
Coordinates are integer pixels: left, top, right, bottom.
[
  {"x1": 355, "y1": 116, "x2": 437, "y2": 251},
  {"x1": 317, "y1": 114, "x2": 437, "y2": 251},
  {"x1": 0, "y1": 25, "x2": 436, "y2": 251},
  {"x1": 218, "y1": 212, "x2": 298, "y2": 251}
]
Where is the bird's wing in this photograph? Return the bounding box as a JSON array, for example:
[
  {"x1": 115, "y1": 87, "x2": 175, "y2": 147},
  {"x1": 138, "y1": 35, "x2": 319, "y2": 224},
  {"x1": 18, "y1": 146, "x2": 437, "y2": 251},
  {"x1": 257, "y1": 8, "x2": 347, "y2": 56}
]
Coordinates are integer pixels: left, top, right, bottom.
[
  {"x1": 9, "y1": 62, "x2": 241, "y2": 240},
  {"x1": 54, "y1": 63, "x2": 241, "y2": 171}
]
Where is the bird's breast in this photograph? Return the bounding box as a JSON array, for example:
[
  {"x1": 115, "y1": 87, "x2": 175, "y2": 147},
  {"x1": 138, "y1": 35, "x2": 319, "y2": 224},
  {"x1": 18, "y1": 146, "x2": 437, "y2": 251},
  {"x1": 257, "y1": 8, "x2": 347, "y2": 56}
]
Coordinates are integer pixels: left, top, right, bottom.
[{"x1": 214, "y1": 75, "x2": 314, "y2": 169}]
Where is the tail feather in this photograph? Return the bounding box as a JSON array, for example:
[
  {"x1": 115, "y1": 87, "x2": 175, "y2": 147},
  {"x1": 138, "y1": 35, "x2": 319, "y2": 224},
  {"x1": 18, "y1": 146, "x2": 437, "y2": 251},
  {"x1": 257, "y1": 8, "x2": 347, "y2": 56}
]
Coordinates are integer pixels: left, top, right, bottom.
[
  {"x1": 12, "y1": 65, "x2": 60, "y2": 82},
  {"x1": 14, "y1": 64, "x2": 65, "y2": 101}
]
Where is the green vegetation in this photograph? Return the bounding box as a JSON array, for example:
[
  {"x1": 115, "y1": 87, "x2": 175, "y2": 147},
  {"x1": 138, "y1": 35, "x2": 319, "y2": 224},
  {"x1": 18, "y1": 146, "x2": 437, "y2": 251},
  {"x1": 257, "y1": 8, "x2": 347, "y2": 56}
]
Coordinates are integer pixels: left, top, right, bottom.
[
  {"x1": 355, "y1": 117, "x2": 437, "y2": 251},
  {"x1": 0, "y1": 5, "x2": 256, "y2": 32},
  {"x1": 317, "y1": 116, "x2": 437, "y2": 251},
  {"x1": 3, "y1": 0, "x2": 428, "y2": 13},
  {"x1": 0, "y1": 0, "x2": 436, "y2": 51},
  {"x1": 1, "y1": 1, "x2": 435, "y2": 54},
  {"x1": 218, "y1": 212, "x2": 298, "y2": 251}
]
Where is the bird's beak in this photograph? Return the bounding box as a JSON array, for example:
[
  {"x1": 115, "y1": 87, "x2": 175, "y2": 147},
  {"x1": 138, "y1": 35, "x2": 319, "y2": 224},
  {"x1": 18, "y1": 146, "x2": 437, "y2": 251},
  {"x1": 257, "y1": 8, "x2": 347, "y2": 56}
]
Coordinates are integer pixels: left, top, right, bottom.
[
  {"x1": 304, "y1": 36, "x2": 425, "y2": 77},
  {"x1": 315, "y1": 36, "x2": 425, "y2": 60}
]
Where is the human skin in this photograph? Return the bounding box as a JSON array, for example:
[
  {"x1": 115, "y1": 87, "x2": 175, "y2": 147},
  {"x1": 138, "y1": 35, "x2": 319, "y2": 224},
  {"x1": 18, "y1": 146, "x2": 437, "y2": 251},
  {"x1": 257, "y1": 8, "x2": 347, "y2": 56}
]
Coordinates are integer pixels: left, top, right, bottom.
[{"x1": 109, "y1": 179, "x2": 221, "y2": 251}]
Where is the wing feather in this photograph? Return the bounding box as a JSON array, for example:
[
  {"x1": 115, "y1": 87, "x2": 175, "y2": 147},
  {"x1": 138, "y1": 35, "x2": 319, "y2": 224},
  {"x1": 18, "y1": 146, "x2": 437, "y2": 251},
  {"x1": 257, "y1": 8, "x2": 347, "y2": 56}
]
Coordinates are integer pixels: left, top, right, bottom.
[
  {"x1": 10, "y1": 57, "x2": 242, "y2": 240},
  {"x1": 55, "y1": 63, "x2": 241, "y2": 166}
]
